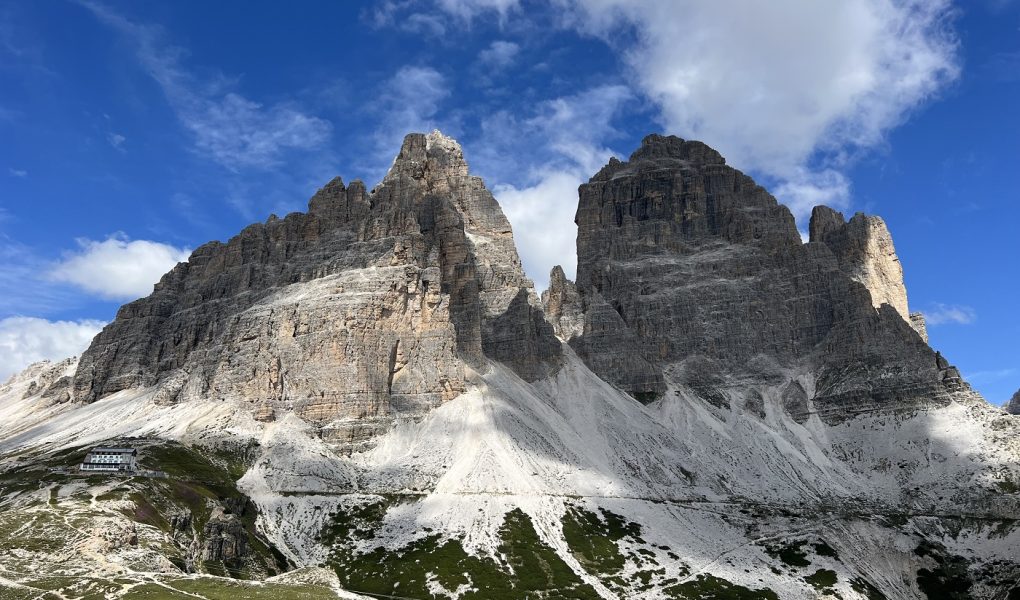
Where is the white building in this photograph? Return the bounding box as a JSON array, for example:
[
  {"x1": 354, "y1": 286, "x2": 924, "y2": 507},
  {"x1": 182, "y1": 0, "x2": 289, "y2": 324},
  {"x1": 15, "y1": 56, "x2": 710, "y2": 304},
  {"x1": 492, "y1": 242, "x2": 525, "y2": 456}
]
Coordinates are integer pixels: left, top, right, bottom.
[{"x1": 80, "y1": 447, "x2": 138, "y2": 472}]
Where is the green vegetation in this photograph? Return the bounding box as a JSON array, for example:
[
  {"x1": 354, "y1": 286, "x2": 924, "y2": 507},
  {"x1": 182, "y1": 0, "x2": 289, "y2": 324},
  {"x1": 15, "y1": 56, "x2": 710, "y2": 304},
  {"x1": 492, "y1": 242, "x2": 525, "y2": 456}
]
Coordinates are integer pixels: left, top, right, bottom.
[
  {"x1": 664, "y1": 574, "x2": 779, "y2": 599},
  {"x1": 0, "y1": 440, "x2": 288, "y2": 583},
  {"x1": 172, "y1": 577, "x2": 340, "y2": 599},
  {"x1": 813, "y1": 540, "x2": 839, "y2": 560},
  {"x1": 560, "y1": 504, "x2": 683, "y2": 593},
  {"x1": 132, "y1": 442, "x2": 289, "y2": 578},
  {"x1": 562, "y1": 506, "x2": 636, "y2": 572},
  {"x1": 850, "y1": 577, "x2": 888, "y2": 600},
  {"x1": 913, "y1": 541, "x2": 973, "y2": 600},
  {"x1": 73, "y1": 575, "x2": 342, "y2": 599},
  {"x1": 324, "y1": 503, "x2": 603, "y2": 599},
  {"x1": 0, "y1": 583, "x2": 38, "y2": 600},
  {"x1": 764, "y1": 540, "x2": 810, "y2": 568},
  {"x1": 206, "y1": 439, "x2": 262, "y2": 481},
  {"x1": 805, "y1": 568, "x2": 838, "y2": 591},
  {"x1": 0, "y1": 510, "x2": 68, "y2": 553},
  {"x1": 995, "y1": 476, "x2": 1019, "y2": 494}
]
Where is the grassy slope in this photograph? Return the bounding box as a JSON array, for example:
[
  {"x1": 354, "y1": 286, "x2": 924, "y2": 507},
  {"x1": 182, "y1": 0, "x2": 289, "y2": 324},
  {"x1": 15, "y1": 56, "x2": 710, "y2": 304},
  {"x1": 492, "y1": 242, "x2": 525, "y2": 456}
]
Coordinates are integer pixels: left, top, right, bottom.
[{"x1": 0, "y1": 440, "x2": 304, "y2": 599}]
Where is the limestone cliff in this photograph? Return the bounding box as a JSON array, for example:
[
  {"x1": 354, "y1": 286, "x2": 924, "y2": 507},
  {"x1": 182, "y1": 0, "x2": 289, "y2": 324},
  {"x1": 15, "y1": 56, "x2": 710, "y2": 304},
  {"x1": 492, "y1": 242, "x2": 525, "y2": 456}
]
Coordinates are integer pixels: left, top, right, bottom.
[
  {"x1": 1008, "y1": 389, "x2": 1020, "y2": 415},
  {"x1": 539, "y1": 265, "x2": 584, "y2": 341},
  {"x1": 72, "y1": 131, "x2": 559, "y2": 449},
  {"x1": 557, "y1": 133, "x2": 963, "y2": 421}
]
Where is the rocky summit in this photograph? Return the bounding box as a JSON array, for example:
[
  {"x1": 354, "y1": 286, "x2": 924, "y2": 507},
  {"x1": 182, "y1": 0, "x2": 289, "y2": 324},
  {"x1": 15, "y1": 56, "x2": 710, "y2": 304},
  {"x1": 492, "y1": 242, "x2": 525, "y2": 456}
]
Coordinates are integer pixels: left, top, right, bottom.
[
  {"x1": 560, "y1": 134, "x2": 950, "y2": 420},
  {"x1": 71, "y1": 130, "x2": 560, "y2": 451},
  {"x1": 1, "y1": 132, "x2": 1018, "y2": 600}
]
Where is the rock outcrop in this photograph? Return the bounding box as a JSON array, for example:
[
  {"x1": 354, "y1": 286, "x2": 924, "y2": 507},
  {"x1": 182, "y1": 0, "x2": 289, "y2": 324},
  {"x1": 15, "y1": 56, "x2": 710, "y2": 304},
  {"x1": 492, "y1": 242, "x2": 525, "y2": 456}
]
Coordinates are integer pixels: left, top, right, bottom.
[
  {"x1": 540, "y1": 266, "x2": 584, "y2": 341},
  {"x1": 0, "y1": 357, "x2": 78, "y2": 404},
  {"x1": 556, "y1": 133, "x2": 963, "y2": 421},
  {"x1": 1008, "y1": 389, "x2": 1020, "y2": 415},
  {"x1": 809, "y1": 206, "x2": 924, "y2": 338},
  {"x1": 910, "y1": 311, "x2": 929, "y2": 343},
  {"x1": 198, "y1": 506, "x2": 248, "y2": 563},
  {"x1": 71, "y1": 131, "x2": 559, "y2": 449}
]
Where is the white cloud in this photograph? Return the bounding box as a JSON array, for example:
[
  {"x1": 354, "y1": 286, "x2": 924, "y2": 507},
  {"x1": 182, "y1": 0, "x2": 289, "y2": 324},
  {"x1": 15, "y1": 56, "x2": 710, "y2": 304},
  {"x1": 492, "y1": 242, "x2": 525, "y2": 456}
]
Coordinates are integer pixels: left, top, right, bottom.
[
  {"x1": 368, "y1": 65, "x2": 451, "y2": 171},
  {"x1": 494, "y1": 171, "x2": 584, "y2": 291},
  {"x1": 106, "y1": 132, "x2": 126, "y2": 150},
  {"x1": 922, "y1": 303, "x2": 977, "y2": 326},
  {"x1": 402, "y1": 13, "x2": 448, "y2": 37},
  {"x1": 81, "y1": 2, "x2": 332, "y2": 170},
  {"x1": 49, "y1": 234, "x2": 190, "y2": 301},
  {"x1": 554, "y1": 0, "x2": 959, "y2": 223},
  {"x1": 478, "y1": 40, "x2": 520, "y2": 69},
  {"x1": 0, "y1": 316, "x2": 106, "y2": 381},
  {"x1": 8, "y1": 168, "x2": 26, "y2": 177},
  {"x1": 437, "y1": 0, "x2": 520, "y2": 20},
  {"x1": 382, "y1": 65, "x2": 448, "y2": 126},
  {"x1": 773, "y1": 169, "x2": 852, "y2": 233},
  {"x1": 481, "y1": 85, "x2": 634, "y2": 290}
]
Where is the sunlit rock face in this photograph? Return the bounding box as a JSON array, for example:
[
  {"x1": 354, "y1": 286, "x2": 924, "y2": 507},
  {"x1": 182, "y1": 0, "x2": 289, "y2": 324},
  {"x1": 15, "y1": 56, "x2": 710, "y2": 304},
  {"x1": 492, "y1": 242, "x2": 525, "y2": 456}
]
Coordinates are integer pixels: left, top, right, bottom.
[
  {"x1": 558, "y1": 134, "x2": 962, "y2": 421},
  {"x1": 72, "y1": 131, "x2": 559, "y2": 450}
]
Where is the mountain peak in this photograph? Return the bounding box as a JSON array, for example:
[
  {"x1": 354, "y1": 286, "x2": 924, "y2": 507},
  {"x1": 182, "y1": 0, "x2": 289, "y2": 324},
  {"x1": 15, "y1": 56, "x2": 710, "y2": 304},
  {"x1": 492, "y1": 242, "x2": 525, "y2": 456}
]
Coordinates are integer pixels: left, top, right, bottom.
[
  {"x1": 386, "y1": 130, "x2": 469, "y2": 182},
  {"x1": 591, "y1": 134, "x2": 728, "y2": 183},
  {"x1": 3, "y1": 130, "x2": 1017, "y2": 600},
  {"x1": 631, "y1": 133, "x2": 726, "y2": 166}
]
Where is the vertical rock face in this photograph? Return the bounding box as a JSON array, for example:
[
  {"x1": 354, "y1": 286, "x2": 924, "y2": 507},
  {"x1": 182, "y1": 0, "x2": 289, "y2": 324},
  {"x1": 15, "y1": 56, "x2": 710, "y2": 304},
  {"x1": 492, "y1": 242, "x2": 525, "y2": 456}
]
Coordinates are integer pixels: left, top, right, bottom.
[
  {"x1": 540, "y1": 266, "x2": 584, "y2": 341},
  {"x1": 1007, "y1": 389, "x2": 1020, "y2": 415},
  {"x1": 562, "y1": 134, "x2": 961, "y2": 420},
  {"x1": 198, "y1": 506, "x2": 248, "y2": 562},
  {"x1": 910, "y1": 311, "x2": 929, "y2": 343},
  {"x1": 72, "y1": 131, "x2": 559, "y2": 448},
  {"x1": 809, "y1": 206, "x2": 914, "y2": 326}
]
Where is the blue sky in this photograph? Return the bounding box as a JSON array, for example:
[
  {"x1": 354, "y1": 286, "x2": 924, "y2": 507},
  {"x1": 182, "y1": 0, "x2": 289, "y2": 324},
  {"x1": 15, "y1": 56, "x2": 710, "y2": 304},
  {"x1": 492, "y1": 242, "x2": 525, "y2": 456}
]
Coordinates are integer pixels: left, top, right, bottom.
[{"x1": 0, "y1": 0, "x2": 1017, "y2": 404}]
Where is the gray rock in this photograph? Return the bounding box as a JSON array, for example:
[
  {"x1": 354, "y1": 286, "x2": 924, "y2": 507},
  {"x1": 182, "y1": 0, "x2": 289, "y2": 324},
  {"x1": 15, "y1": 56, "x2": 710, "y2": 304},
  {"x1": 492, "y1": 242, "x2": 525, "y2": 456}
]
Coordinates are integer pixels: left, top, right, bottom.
[
  {"x1": 1007, "y1": 389, "x2": 1020, "y2": 415},
  {"x1": 540, "y1": 265, "x2": 584, "y2": 341},
  {"x1": 198, "y1": 506, "x2": 248, "y2": 562},
  {"x1": 569, "y1": 133, "x2": 962, "y2": 421},
  {"x1": 809, "y1": 206, "x2": 913, "y2": 327},
  {"x1": 910, "y1": 312, "x2": 929, "y2": 343},
  {"x1": 72, "y1": 131, "x2": 559, "y2": 449}
]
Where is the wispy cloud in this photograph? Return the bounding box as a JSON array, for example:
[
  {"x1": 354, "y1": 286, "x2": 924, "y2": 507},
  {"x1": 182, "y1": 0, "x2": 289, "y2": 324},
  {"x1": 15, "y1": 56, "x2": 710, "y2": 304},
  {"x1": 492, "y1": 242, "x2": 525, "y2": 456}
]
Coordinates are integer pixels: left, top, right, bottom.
[
  {"x1": 365, "y1": 65, "x2": 452, "y2": 175},
  {"x1": 985, "y1": 50, "x2": 1020, "y2": 83},
  {"x1": 436, "y1": 0, "x2": 519, "y2": 21},
  {"x1": 106, "y1": 132, "x2": 126, "y2": 151},
  {"x1": 80, "y1": 2, "x2": 332, "y2": 171},
  {"x1": 964, "y1": 367, "x2": 1016, "y2": 383},
  {"x1": 49, "y1": 233, "x2": 191, "y2": 301},
  {"x1": 0, "y1": 239, "x2": 81, "y2": 315},
  {"x1": 478, "y1": 40, "x2": 520, "y2": 69},
  {"x1": 922, "y1": 303, "x2": 977, "y2": 326},
  {"x1": 7, "y1": 168, "x2": 26, "y2": 178},
  {"x1": 402, "y1": 12, "x2": 448, "y2": 37}
]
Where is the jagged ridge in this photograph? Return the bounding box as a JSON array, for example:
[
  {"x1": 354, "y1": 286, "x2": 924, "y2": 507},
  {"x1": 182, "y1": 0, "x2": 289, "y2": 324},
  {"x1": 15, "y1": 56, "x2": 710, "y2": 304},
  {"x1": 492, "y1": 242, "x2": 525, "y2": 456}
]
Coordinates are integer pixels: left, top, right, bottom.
[
  {"x1": 552, "y1": 133, "x2": 962, "y2": 424},
  {"x1": 2, "y1": 131, "x2": 1018, "y2": 600}
]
